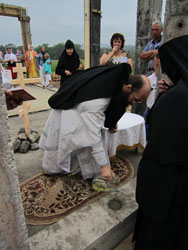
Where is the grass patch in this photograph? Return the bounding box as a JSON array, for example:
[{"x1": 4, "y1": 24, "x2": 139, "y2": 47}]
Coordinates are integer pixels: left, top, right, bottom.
[{"x1": 51, "y1": 60, "x2": 58, "y2": 73}]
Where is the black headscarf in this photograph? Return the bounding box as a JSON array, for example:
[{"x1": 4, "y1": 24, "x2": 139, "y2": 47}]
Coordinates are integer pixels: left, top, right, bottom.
[
  {"x1": 41, "y1": 48, "x2": 46, "y2": 63},
  {"x1": 143, "y1": 35, "x2": 188, "y2": 166},
  {"x1": 49, "y1": 63, "x2": 131, "y2": 110},
  {"x1": 55, "y1": 40, "x2": 80, "y2": 85}
]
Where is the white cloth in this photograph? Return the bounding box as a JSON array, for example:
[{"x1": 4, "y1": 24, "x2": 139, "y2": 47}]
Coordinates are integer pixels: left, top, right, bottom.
[
  {"x1": 4, "y1": 53, "x2": 17, "y2": 63},
  {"x1": 39, "y1": 98, "x2": 111, "y2": 179},
  {"x1": 112, "y1": 56, "x2": 128, "y2": 64},
  {"x1": 45, "y1": 74, "x2": 51, "y2": 85},
  {"x1": 147, "y1": 72, "x2": 157, "y2": 109},
  {"x1": 102, "y1": 113, "x2": 146, "y2": 157},
  {"x1": 39, "y1": 65, "x2": 46, "y2": 86},
  {"x1": 0, "y1": 63, "x2": 12, "y2": 83}
]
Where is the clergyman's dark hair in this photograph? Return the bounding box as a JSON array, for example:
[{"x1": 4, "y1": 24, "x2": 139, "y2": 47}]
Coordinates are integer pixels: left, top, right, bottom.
[
  {"x1": 110, "y1": 33, "x2": 125, "y2": 49},
  {"x1": 127, "y1": 75, "x2": 144, "y2": 92}
]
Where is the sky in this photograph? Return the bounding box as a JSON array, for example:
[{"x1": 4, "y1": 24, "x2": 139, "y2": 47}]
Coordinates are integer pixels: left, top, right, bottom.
[{"x1": 0, "y1": 0, "x2": 138, "y2": 47}]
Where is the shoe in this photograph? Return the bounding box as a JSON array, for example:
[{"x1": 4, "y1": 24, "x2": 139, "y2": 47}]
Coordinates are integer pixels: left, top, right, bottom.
[
  {"x1": 47, "y1": 85, "x2": 53, "y2": 89},
  {"x1": 92, "y1": 175, "x2": 118, "y2": 192}
]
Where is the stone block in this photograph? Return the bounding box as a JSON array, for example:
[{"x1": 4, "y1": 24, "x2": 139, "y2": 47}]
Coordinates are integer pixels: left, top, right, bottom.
[
  {"x1": 18, "y1": 132, "x2": 27, "y2": 140},
  {"x1": 30, "y1": 142, "x2": 39, "y2": 150},
  {"x1": 27, "y1": 132, "x2": 40, "y2": 143},
  {"x1": 19, "y1": 140, "x2": 30, "y2": 153},
  {"x1": 12, "y1": 138, "x2": 21, "y2": 152}
]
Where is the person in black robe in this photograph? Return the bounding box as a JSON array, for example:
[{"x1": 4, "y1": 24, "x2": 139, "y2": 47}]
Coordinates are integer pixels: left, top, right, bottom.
[
  {"x1": 40, "y1": 63, "x2": 151, "y2": 192},
  {"x1": 133, "y1": 35, "x2": 188, "y2": 250},
  {"x1": 55, "y1": 39, "x2": 83, "y2": 87}
]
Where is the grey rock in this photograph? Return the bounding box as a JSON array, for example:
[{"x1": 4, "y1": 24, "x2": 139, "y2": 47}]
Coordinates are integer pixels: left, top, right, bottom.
[
  {"x1": 18, "y1": 127, "x2": 26, "y2": 134},
  {"x1": 19, "y1": 140, "x2": 30, "y2": 153},
  {"x1": 18, "y1": 132, "x2": 27, "y2": 140},
  {"x1": 30, "y1": 142, "x2": 39, "y2": 150},
  {"x1": 18, "y1": 128, "x2": 37, "y2": 134},
  {"x1": 12, "y1": 138, "x2": 21, "y2": 152},
  {"x1": 27, "y1": 132, "x2": 40, "y2": 143},
  {"x1": 30, "y1": 127, "x2": 38, "y2": 133}
]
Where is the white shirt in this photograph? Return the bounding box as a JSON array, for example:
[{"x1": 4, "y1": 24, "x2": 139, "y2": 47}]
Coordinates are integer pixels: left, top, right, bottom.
[
  {"x1": 4, "y1": 53, "x2": 17, "y2": 63},
  {"x1": 147, "y1": 72, "x2": 157, "y2": 109}
]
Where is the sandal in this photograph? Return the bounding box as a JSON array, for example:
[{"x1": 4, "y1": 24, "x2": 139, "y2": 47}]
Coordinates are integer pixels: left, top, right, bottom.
[{"x1": 92, "y1": 175, "x2": 119, "y2": 192}]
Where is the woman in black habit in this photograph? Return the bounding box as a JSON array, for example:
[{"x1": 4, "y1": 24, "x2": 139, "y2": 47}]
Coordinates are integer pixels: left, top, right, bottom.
[
  {"x1": 55, "y1": 39, "x2": 83, "y2": 87},
  {"x1": 133, "y1": 35, "x2": 188, "y2": 250}
]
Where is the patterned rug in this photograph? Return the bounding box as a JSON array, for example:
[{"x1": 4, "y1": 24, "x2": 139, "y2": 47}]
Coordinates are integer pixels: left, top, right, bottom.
[{"x1": 20, "y1": 156, "x2": 134, "y2": 225}]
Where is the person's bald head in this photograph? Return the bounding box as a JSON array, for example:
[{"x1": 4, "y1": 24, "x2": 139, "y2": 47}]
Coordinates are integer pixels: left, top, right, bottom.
[{"x1": 122, "y1": 74, "x2": 151, "y2": 105}]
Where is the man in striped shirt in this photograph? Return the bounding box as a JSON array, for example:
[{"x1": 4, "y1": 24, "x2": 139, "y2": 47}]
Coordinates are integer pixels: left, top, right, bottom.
[{"x1": 140, "y1": 21, "x2": 162, "y2": 73}]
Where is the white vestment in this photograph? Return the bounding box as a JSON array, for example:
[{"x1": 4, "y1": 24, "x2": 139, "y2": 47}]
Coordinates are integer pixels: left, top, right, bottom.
[
  {"x1": 147, "y1": 72, "x2": 157, "y2": 109},
  {"x1": 39, "y1": 98, "x2": 111, "y2": 179}
]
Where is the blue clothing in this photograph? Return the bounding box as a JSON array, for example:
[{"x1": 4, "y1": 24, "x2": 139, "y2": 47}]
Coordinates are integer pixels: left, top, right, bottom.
[
  {"x1": 143, "y1": 36, "x2": 162, "y2": 69},
  {"x1": 37, "y1": 52, "x2": 45, "y2": 67},
  {"x1": 44, "y1": 59, "x2": 52, "y2": 74}
]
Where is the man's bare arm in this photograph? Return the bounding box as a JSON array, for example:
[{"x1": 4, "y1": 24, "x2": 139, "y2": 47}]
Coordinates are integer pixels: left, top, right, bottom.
[{"x1": 140, "y1": 49, "x2": 158, "y2": 60}]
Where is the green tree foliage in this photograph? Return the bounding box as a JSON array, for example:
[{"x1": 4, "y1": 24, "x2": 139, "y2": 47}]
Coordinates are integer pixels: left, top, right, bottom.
[
  {"x1": 35, "y1": 43, "x2": 84, "y2": 60},
  {"x1": 0, "y1": 42, "x2": 135, "y2": 62}
]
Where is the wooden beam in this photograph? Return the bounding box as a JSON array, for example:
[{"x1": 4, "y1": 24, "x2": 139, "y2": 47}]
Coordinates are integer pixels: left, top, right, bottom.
[
  {"x1": 84, "y1": 0, "x2": 90, "y2": 69},
  {"x1": 90, "y1": 0, "x2": 101, "y2": 67},
  {"x1": 0, "y1": 3, "x2": 32, "y2": 55},
  {"x1": 0, "y1": 3, "x2": 27, "y2": 18}
]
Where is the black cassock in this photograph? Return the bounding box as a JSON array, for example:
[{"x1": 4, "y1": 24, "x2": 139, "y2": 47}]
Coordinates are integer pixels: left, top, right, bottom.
[
  {"x1": 133, "y1": 35, "x2": 188, "y2": 250},
  {"x1": 49, "y1": 63, "x2": 131, "y2": 129}
]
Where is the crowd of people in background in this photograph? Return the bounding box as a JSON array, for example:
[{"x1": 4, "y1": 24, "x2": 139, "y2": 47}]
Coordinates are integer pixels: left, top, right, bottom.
[
  {"x1": 2, "y1": 22, "x2": 188, "y2": 249},
  {"x1": 0, "y1": 44, "x2": 54, "y2": 90},
  {"x1": 0, "y1": 39, "x2": 86, "y2": 91}
]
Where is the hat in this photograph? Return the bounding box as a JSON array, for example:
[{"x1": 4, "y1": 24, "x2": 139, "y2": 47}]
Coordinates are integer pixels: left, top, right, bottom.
[{"x1": 65, "y1": 40, "x2": 74, "y2": 49}]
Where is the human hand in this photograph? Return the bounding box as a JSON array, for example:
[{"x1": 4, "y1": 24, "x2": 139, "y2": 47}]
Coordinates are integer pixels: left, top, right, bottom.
[
  {"x1": 112, "y1": 46, "x2": 119, "y2": 54},
  {"x1": 4, "y1": 89, "x2": 23, "y2": 110},
  {"x1": 153, "y1": 49, "x2": 158, "y2": 56},
  {"x1": 65, "y1": 70, "x2": 72, "y2": 76},
  {"x1": 108, "y1": 128, "x2": 117, "y2": 133},
  {"x1": 78, "y1": 64, "x2": 83, "y2": 70},
  {"x1": 4, "y1": 88, "x2": 12, "y2": 96},
  {"x1": 158, "y1": 79, "x2": 172, "y2": 93}
]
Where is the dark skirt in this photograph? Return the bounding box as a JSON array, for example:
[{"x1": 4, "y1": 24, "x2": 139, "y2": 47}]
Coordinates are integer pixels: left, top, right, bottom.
[{"x1": 133, "y1": 157, "x2": 188, "y2": 250}]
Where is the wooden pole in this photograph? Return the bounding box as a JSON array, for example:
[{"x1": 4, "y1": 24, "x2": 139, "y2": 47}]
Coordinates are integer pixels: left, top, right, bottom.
[
  {"x1": 90, "y1": 0, "x2": 101, "y2": 67},
  {"x1": 84, "y1": 0, "x2": 90, "y2": 69}
]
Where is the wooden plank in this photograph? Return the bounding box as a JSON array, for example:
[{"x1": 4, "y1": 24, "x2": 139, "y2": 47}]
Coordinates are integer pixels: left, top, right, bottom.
[
  {"x1": 84, "y1": 0, "x2": 90, "y2": 69},
  {"x1": 0, "y1": 3, "x2": 27, "y2": 17},
  {"x1": 90, "y1": 0, "x2": 101, "y2": 67}
]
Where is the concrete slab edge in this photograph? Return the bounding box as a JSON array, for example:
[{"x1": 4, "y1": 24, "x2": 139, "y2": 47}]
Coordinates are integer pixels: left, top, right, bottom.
[{"x1": 28, "y1": 178, "x2": 138, "y2": 250}]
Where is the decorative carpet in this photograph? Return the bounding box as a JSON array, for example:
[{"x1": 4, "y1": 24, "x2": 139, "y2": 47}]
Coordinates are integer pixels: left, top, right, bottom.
[{"x1": 20, "y1": 156, "x2": 134, "y2": 225}]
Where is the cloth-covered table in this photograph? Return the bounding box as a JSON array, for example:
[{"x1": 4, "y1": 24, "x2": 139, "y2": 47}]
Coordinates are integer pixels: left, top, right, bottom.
[{"x1": 102, "y1": 112, "x2": 146, "y2": 158}]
